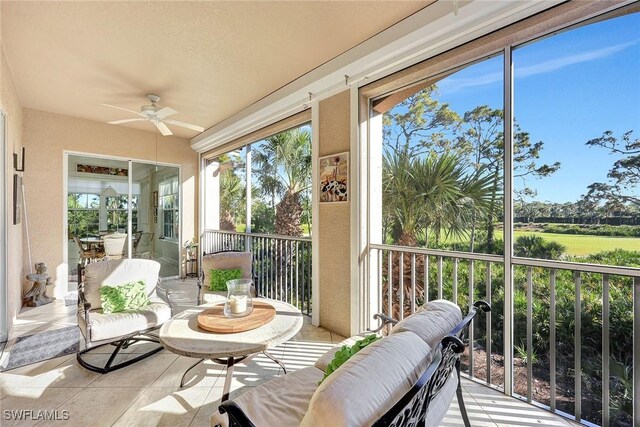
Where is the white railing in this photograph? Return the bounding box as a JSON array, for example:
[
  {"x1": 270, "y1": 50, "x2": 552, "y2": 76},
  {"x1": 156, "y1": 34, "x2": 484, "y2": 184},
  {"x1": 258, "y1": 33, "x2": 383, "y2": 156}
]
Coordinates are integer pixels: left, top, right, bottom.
[
  {"x1": 369, "y1": 243, "x2": 639, "y2": 427},
  {"x1": 201, "y1": 230, "x2": 312, "y2": 315}
]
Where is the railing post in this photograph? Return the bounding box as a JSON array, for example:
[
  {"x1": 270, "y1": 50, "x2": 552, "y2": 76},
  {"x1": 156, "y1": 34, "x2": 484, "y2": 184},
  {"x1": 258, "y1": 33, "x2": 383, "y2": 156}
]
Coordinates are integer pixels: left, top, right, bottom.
[
  {"x1": 503, "y1": 43, "x2": 514, "y2": 398},
  {"x1": 634, "y1": 276, "x2": 639, "y2": 427}
]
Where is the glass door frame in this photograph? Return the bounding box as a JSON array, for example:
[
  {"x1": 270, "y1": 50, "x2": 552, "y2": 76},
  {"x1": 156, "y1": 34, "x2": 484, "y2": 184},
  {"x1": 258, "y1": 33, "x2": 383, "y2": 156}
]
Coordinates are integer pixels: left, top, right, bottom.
[{"x1": 63, "y1": 150, "x2": 183, "y2": 288}]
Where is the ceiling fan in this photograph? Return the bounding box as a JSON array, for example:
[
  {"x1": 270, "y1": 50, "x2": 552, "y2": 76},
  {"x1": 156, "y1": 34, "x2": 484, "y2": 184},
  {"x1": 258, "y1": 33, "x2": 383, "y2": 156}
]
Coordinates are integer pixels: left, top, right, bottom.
[{"x1": 102, "y1": 94, "x2": 204, "y2": 136}]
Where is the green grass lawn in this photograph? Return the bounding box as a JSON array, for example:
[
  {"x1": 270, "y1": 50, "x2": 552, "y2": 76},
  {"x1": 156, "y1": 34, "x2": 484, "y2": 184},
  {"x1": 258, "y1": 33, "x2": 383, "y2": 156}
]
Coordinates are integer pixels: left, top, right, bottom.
[{"x1": 495, "y1": 230, "x2": 640, "y2": 256}]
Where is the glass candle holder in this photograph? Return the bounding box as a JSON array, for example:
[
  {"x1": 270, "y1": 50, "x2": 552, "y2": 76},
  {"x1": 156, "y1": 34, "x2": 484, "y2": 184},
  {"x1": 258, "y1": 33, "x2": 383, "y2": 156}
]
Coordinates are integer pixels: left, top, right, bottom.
[{"x1": 224, "y1": 279, "x2": 253, "y2": 318}]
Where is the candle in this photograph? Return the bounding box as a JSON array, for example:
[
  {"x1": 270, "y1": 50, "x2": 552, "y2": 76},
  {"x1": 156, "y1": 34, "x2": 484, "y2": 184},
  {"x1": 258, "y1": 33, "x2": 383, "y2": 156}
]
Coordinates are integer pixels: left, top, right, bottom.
[{"x1": 229, "y1": 295, "x2": 247, "y2": 314}]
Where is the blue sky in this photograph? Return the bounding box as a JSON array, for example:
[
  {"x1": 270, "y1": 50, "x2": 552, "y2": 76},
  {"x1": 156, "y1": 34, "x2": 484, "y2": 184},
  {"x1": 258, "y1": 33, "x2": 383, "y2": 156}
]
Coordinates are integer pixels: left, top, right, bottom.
[{"x1": 402, "y1": 12, "x2": 639, "y2": 204}]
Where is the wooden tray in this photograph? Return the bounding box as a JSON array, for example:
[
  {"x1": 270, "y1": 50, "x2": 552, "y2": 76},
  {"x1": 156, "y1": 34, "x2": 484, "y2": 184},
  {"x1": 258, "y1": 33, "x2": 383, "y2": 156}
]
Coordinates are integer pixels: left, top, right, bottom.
[{"x1": 197, "y1": 301, "x2": 276, "y2": 333}]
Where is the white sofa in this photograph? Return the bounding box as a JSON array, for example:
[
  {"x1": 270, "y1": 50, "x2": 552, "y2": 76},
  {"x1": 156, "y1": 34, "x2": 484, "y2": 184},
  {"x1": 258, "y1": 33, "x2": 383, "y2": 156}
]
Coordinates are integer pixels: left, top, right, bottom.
[{"x1": 211, "y1": 299, "x2": 488, "y2": 427}]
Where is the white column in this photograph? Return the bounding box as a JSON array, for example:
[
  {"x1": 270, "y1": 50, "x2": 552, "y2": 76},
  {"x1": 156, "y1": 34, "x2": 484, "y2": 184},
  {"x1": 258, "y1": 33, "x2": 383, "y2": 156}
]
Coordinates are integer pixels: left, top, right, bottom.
[
  {"x1": 367, "y1": 110, "x2": 384, "y2": 330},
  {"x1": 245, "y1": 145, "x2": 252, "y2": 250},
  {"x1": 311, "y1": 102, "x2": 320, "y2": 327},
  {"x1": 204, "y1": 160, "x2": 220, "y2": 231},
  {"x1": 99, "y1": 189, "x2": 108, "y2": 231}
]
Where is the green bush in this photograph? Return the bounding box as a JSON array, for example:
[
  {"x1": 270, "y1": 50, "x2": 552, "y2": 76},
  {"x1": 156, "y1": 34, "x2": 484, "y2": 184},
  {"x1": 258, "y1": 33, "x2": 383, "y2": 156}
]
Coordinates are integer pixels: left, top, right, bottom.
[
  {"x1": 543, "y1": 223, "x2": 640, "y2": 237},
  {"x1": 514, "y1": 235, "x2": 566, "y2": 259}
]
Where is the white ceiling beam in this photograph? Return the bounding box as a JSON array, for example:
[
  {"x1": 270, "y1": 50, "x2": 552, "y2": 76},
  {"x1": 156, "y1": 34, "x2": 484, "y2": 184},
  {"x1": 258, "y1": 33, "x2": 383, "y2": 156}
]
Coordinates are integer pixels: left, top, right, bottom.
[{"x1": 191, "y1": 0, "x2": 561, "y2": 153}]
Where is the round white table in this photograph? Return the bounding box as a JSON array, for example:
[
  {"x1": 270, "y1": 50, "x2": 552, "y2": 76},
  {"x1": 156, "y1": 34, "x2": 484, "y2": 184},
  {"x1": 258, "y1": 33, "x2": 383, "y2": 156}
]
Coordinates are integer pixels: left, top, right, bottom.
[{"x1": 159, "y1": 298, "x2": 303, "y2": 401}]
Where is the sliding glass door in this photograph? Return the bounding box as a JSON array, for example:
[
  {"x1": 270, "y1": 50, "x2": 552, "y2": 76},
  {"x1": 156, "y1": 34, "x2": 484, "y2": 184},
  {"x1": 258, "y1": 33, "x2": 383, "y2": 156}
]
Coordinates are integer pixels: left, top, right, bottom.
[{"x1": 67, "y1": 154, "x2": 179, "y2": 279}]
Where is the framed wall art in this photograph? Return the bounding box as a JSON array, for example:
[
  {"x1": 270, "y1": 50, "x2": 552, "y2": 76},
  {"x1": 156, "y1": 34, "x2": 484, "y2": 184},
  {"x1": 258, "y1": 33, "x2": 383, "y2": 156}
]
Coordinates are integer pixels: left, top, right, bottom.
[{"x1": 319, "y1": 152, "x2": 349, "y2": 203}]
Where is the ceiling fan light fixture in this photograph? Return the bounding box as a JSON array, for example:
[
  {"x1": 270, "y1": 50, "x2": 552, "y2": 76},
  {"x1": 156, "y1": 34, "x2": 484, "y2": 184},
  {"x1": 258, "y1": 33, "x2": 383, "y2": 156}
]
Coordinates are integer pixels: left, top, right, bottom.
[{"x1": 102, "y1": 94, "x2": 204, "y2": 136}]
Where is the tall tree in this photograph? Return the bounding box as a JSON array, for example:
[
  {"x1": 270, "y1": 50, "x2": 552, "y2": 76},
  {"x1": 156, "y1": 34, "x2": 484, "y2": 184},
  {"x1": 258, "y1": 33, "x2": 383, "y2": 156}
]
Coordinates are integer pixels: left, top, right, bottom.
[
  {"x1": 219, "y1": 167, "x2": 244, "y2": 231},
  {"x1": 585, "y1": 130, "x2": 639, "y2": 207},
  {"x1": 383, "y1": 86, "x2": 461, "y2": 158},
  {"x1": 255, "y1": 128, "x2": 312, "y2": 236}
]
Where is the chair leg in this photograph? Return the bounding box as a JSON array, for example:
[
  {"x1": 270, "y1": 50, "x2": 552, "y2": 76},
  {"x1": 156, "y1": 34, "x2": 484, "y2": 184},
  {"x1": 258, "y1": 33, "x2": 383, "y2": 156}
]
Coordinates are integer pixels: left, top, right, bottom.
[
  {"x1": 455, "y1": 360, "x2": 471, "y2": 427},
  {"x1": 77, "y1": 336, "x2": 163, "y2": 374}
]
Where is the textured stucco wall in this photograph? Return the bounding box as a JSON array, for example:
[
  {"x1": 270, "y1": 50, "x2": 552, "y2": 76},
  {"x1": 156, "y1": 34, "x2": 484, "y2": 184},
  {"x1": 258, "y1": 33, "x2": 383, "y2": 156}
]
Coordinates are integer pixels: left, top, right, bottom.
[
  {"x1": 21, "y1": 108, "x2": 198, "y2": 297},
  {"x1": 318, "y1": 90, "x2": 352, "y2": 337},
  {"x1": 1, "y1": 47, "x2": 24, "y2": 340}
]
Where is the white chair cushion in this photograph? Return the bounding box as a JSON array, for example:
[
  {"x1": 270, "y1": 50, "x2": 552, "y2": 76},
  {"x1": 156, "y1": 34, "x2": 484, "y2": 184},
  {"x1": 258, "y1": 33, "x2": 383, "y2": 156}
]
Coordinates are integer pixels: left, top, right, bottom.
[
  {"x1": 301, "y1": 331, "x2": 431, "y2": 427},
  {"x1": 390, "y1": 299, "x2": 462, "y2": 351},
  {"x1": 83, "y1": 259, "x2": 161, "y2": 309},
  {"x1": 88, "y1": 302, "x2": 171, "y2": 342},
  {"x1": 426, "y1": 371, "x2": 458, "y2": 426},
  {"x1": 210, "y1": 366, "x2": 324, "y2": 427}
]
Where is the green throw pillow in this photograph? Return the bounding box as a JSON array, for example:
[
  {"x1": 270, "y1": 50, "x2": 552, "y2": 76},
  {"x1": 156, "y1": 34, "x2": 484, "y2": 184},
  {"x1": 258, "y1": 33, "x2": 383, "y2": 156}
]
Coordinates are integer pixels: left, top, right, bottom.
[
  {"x1": 210, "y1": 268, "x2": 243, "y2": 291},
  {"x1": 100, "y1": 280, "x2": 150, "y2": 314},
  {"x1": 319, "y1": 334, "x2": 380, "y2": 385}
]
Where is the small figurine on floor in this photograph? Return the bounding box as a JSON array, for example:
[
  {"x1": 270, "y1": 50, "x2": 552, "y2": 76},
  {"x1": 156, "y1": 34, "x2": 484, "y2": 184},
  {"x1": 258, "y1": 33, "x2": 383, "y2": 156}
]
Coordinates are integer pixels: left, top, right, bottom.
[{"x1": 24, "y1": 262, "x2": 55, "y2": 307}]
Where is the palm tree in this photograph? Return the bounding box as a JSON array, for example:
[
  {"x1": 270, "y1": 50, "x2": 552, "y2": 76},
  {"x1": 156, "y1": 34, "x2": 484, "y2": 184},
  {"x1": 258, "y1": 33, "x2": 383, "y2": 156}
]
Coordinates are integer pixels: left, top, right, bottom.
[
  {"x1": 382, "y1": 149, "x2": 496, "y2": 317},
  {"x1": 254, "y1": 127, "x2": 311, "y2": 236},
  {"x1": 383, "y1": 150, "x2": 495, "y2": 246},
  {"x1": 219, "y1": 167, "x2": 244, "y2": 231}
]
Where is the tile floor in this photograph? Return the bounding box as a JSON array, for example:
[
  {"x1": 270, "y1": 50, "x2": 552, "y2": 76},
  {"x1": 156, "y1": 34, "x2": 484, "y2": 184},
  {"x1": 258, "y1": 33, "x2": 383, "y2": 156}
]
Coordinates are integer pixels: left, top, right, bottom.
[{"x1": 0, "y1": 278, "x2": 580, "y2": 427}]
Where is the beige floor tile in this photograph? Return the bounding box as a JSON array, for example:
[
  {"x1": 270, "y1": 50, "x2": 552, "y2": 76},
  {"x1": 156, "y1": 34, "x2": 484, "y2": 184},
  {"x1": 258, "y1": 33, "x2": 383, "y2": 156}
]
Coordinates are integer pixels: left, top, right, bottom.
[
  {"x1": 38, "y1": 357, "x2": 100, "y2": 388},
  {"x1": 280, "y1": 339, "x2": 334, "y2": 372},
  {"x1": 330, "y1": 332, "x2": 347, "y2": 343},
  {"x1": 112, "y1": 386, "x2": 211, "y2": 427},
  {"x1": 87, "y1": 354, "x2": 177, "y2": 388},
  {"x1": 188, "y1": 386, "x2": 226, "y2": 427},
  {"x1": 1, "y1": 387, "x2": 82, "y2": 427},
  {"x1": 34, "y1": 387, "x2": 145, "y2": 427},
  {"x1": 0, "y1": 355, "x2": 75, "y2": 389},
  {"x1": 290, "y1": 326, "x2": 332, "y2": 343},
  {"x1": 150, "y1": 357, "x2": 224, "y2": 389}
]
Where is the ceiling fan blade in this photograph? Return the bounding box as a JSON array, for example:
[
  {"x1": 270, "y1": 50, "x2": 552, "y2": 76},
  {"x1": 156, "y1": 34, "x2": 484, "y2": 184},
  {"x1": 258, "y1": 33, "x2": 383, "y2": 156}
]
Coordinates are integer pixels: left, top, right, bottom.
[
  {"x1": 163, "y1": 119, "x2": 205, "y2": 133},
  {"x1": 108, "y1": 118, "x2": 148, "y2": 125},
  {"x1": 156, "y1": 107, "x2": 178, "y2": 119},
  {"x1": 154, "y1": 121, "x2": 173, "y2": 136},
  {"x1": 101, "y1": 103, "x2": 146, "y2": 117}
]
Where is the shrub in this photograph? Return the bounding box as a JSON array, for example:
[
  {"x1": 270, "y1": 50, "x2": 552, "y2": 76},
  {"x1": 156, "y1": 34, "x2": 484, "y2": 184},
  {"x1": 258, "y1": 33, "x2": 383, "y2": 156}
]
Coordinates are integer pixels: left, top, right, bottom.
[{"x1": 514, "y1": 235, "x2": 566, "y2": 259}]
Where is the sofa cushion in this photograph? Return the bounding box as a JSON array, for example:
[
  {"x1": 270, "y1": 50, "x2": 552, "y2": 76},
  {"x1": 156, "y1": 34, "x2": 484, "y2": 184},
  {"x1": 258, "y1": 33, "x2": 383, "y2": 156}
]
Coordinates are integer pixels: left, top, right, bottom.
[
  {"x1": 210, "y1": 366, "x2": 324, "y2": 427},
  {"x1": 390, "y1": 299, "x2": 462, "y2": 350},
  {"x1": 301, "y1": 331, "x2": 431, "y2": 427},
  {"x1": 87, "y1": 302, "x2": 171, "y2": 342},
  {"x1": 319, "y1": 334, "x2": 380, "y2": 384}
]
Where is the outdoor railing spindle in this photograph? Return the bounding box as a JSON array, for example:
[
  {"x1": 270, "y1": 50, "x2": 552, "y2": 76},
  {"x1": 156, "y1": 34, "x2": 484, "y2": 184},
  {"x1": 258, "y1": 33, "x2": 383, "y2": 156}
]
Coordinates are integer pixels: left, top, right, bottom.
[
  {"x1": 550, "y1": 268, "x2": 557, "y2": 413},
  {"x1": 575, "y1": 271, "x2": 582, "y2": 423},
  {"x1": 602, "y1": 273, "x2": 610, "y2": 427},
  {"x1": 437, "y1": 256, "x2": 443, "y2": 299},
  {"x1": 399, "y1": 252, "x2": 404, "y2": 320},
  {"x1": 410, "y1": 254, "x2": 416, "y2": 315},
  {"x1": 527, "y1": 266, "x2": 533, "y2": 403},
  {"x1": 486, "y1": 260, "x2": 492, "y2": 385},
  {"x1": 469, "y1": 259, "x2": 475, "y2": 378}
]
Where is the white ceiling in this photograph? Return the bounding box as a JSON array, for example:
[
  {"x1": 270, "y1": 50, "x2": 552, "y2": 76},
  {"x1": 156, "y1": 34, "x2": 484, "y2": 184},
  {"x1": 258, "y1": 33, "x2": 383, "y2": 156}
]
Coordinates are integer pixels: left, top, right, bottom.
[{"x1": 2, "y1": 1, "x2": 431, "y2": 138}]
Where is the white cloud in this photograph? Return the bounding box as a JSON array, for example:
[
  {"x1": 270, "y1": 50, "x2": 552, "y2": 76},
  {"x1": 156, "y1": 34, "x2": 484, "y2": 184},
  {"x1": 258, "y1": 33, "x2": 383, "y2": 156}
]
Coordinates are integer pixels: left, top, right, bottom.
[{"x1": 438, "y1": 40, "x2": 638, "y2": 94}]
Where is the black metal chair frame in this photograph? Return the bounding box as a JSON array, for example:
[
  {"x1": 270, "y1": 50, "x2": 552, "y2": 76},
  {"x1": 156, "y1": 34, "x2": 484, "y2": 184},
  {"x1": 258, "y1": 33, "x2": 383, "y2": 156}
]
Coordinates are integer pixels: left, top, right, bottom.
[
  {"x1": 76, "y1": 264, "x2": 173, "y2": 374},
  {"x1": 217, "y1": 300, "x2": 491, "y2": 427}
]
